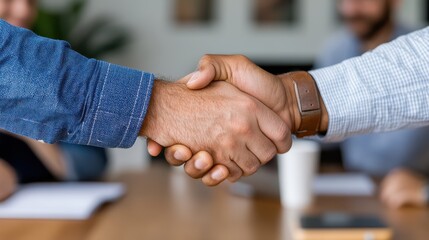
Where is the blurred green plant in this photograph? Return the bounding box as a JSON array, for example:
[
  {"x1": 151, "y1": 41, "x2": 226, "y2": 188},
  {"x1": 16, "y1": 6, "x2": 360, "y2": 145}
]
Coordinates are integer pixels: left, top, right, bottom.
[{"x1": 32, "y1": 0, "x2": 130, "y2": 59}]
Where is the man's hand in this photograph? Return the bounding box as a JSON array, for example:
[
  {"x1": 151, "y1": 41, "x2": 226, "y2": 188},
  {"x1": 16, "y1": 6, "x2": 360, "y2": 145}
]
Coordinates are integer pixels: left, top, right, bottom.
[
  {"x1": 147, "y1": 55, "x2": 296, "y2": 186},
  {"x1": 141, "y1": 78, "x2": 292, "y2": 182},
  {"x1": 186, "y1": 55, "x2": 299, "y2": 130},
  {"x1": 380, "y1": 168, "x2": 427, "y2": 209},
  {"x1": 148, "y1": 55, "x2": 328, "y2": 186}
]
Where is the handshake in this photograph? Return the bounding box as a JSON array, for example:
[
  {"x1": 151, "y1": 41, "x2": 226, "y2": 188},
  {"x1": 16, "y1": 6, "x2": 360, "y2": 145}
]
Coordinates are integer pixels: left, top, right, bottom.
[{"x1": 140, "y1": 55, "x2": 328, "y2": 186}]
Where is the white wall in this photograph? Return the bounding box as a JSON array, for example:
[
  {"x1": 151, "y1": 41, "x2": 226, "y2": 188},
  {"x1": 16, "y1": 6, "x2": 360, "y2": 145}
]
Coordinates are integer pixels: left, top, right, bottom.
[
  {"x1": 41, "y1": 0, "x2": 426, "y2": 173},
  {"x1": 78, "y1": 0, "x2": 425, "y2": 77}
]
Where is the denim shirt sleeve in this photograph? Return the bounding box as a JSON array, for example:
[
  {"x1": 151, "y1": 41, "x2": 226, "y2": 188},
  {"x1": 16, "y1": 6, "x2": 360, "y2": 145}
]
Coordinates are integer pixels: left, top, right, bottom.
[{"x1": 0, "y1": 20, "x2": 154, "y2": 148}]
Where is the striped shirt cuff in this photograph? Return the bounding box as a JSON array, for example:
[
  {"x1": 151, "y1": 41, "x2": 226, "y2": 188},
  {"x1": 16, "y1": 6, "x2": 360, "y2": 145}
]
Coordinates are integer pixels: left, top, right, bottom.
[
  {"x1": 81, "y1": 61, "x2": 155, "y2": 148},
  {"x1": 309, "y1": 65, "x2": 373, "y2": 142}
]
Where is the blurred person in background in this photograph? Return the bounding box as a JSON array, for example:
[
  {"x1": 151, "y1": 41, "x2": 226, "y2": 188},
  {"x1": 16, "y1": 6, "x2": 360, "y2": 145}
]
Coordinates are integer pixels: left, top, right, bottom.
[
  {"x1": 315, "y1": 0, "x2": 429, "y2": 208},
  {"x1": 0, "y1": 0, "x2": 108, "y2": 200}
]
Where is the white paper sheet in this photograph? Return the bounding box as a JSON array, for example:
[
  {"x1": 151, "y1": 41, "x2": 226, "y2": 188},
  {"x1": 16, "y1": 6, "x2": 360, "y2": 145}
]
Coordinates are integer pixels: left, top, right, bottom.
[
  {"x1": 313, "y1": 173, "x2": 375, "y2": 196},
  {"x1": 0, "y1": 183, "x2": 125, "y2": 220}
]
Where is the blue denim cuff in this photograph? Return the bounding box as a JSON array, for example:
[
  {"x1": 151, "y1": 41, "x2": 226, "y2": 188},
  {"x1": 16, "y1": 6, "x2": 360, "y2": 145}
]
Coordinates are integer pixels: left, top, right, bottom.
[{"x1": 81, "y1": 61, "x2": 154, "y2": 148}]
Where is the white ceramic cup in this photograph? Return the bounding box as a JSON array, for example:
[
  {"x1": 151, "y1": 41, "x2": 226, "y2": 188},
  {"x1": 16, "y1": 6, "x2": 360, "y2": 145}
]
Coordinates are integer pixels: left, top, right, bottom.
[{"x1": 278, "y1": 140, "x2": 320, "y2": 209}]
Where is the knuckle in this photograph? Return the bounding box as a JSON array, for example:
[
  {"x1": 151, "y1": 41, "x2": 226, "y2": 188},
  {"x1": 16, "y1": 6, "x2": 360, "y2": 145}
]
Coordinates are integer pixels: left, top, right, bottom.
[
  {"x1": 227, "y1": 164, "x2": 243, "y2": 181},
  {"x1": 214, "y1": 152, "x2": 229, "y2": 166},
  {"x1": 235, "y1": 54, "x2": 250, "y2": 63},
  {"x1": 261, "y1": 149, "x2": 277, "y2": 165},
  {"x1": 232, "y1": 101, "x2": 257, "y2": 135},
  {"x1": 220, "y1": 137, "x2": 236, "y2": 151},
  {"x1": 241, "y1": 97, "x2": 258, "y2": 112},
  {"x1": 276, "y1": 126, "x2": 292, "y2": 153},
  {"x1": 284, "y1": 137, "x2": 293, "y2": 152},
  {"x1": 235, "y1": 121, "x2": 252, "y2": 135},
  {"x1": 243, "y1": 163, "x2": 259, "y2": 176},
  {"x1": 276, "y1": 122, "x2": 290, "y2": 141},
  {"x1": 199, "y1": 54, "x2": 214, "y2": 66},
  {"x1": 239, "y1": 156, "x2": 260, "y2": 176},
  {"x1": 230, "y1": 112, "x2": 254, "y2": 136}
]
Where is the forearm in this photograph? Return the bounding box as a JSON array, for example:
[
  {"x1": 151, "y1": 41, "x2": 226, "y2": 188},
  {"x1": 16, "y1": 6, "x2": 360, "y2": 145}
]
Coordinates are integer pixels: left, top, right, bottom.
[
  {"x1": 309, "y1": 27, "x2": 429, "y2": 141},
  {"x1": 0, "y1": 20, "x2": 154, "y2": 148},
  {"x1": 140, "y1": 79, "x2": 210, "y2": 149},
  {"x1": 140, "y1": 80, "x2": 172, "y2": 142},
  {"x1": 140, "y1": 80, "x2": 188, "y2": 145}
]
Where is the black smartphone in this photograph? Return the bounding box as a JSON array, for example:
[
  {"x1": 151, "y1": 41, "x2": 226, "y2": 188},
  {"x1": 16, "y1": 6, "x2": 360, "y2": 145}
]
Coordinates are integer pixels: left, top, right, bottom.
[
  {"x1": 301, "y1": 213, "x2": 387, "y2": 229},
  {"x1": 291, "y1": 213, "x2": 393, "y2": 240}
]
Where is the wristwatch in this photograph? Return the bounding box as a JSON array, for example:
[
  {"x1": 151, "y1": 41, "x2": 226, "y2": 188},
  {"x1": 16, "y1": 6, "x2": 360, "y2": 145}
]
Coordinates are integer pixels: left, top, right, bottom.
[{"x1": 286, "y1": 72, "x2": 322, "y2": 138}]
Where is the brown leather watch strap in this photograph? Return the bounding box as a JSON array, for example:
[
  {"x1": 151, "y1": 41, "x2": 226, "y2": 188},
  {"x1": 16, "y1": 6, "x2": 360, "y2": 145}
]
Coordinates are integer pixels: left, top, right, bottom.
[{"x1": 287, "y1": 71, "x2": 321, "y2": 138}]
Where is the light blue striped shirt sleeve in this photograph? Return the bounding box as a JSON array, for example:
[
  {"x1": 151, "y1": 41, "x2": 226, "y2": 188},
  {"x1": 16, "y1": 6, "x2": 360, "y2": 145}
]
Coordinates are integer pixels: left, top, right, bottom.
[{"x1": 310, "y1": 27, "x2": 429, "y2": 142}]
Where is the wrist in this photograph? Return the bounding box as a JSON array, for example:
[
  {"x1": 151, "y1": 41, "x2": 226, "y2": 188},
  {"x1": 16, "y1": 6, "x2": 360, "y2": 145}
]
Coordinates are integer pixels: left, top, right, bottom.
[
  {"x1": 279, "y1": 72, "x2": 329, "y2": 137},
  {"x1": 140, "y1": 80, "x2": 169, "y2": 141},
  {"x1": 140, "y1": 80, "x2": 195, "y2": 147}
]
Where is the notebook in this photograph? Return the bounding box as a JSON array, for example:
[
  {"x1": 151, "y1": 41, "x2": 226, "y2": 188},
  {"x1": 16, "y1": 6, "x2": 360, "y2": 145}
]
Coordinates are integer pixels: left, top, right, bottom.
[{"x1": 0, "y1": 183, "x2": 125, "y2": 220}]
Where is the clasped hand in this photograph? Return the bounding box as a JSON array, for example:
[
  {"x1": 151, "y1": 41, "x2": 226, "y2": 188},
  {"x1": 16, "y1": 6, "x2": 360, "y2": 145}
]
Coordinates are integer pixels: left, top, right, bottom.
[{"x1": 144, "y1": 55, "x2": 299, "y2": 186}]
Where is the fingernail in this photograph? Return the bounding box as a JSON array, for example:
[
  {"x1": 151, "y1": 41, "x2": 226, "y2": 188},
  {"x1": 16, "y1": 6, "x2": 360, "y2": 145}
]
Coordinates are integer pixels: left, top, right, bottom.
[
  {"x1": 188, "y1": 72, "x2": 199, "y2": 85},
  {"x1": 211, "y1": 169, "x2": 225, "y2": 181},
  {"x1": 174, "y1": 150, "x2": 186, "y2": 161},
  {"x1": 194, "y1": 158, "x2": 207, "y2": 170}
]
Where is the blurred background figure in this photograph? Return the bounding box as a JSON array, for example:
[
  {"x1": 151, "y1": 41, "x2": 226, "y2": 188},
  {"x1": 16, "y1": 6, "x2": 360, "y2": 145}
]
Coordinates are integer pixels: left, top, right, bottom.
[
  {"x1": 315, "y1": 0, "x2": 429, "y2": 209},
  {"x1": 0, "y1": 0, "x2": 108, "y2": 201}
]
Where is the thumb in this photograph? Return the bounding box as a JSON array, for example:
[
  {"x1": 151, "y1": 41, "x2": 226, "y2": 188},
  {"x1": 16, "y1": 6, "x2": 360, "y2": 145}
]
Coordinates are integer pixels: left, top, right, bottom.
[
  {"x1": 186, "y1": 55, "x2": 231, "y2": 90},
  {"x1": 186, "y1": 55, "x2": 288, "y2": 117},
  {"x1": 186, "y1": 64, "x2": 216, "y2": 90}
]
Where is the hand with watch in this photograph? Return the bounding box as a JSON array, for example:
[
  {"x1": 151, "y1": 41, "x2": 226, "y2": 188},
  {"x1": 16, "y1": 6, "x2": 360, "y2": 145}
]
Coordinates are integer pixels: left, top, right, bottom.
[{"x1": 146, "y1": 55, "x2": 329, "y2": 186}]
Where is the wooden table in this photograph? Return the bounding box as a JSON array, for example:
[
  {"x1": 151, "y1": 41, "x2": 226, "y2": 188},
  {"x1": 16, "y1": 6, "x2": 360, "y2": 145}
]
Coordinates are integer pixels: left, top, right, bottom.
[{"x1": 0, "y1": 164, "x2": 428, "y2": 240}]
